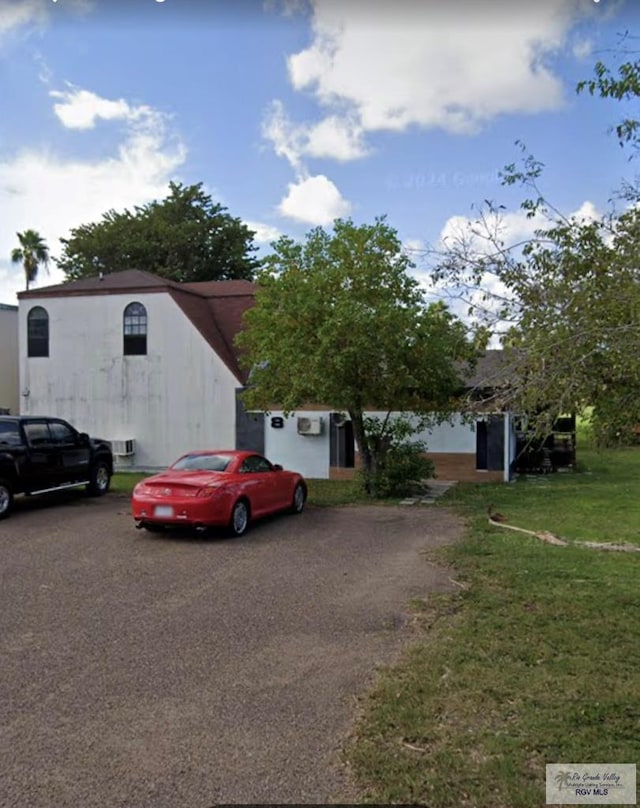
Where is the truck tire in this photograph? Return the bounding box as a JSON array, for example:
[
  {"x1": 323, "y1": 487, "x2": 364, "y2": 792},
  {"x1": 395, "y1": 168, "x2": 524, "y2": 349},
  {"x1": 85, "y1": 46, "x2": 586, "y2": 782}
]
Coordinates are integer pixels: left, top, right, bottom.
[
  {"x1": 87, "y1": 461, "x2": 111, "y2": 496},
  {"x1": 0, "y1": 479, "x2": 14, "y2": 519}
]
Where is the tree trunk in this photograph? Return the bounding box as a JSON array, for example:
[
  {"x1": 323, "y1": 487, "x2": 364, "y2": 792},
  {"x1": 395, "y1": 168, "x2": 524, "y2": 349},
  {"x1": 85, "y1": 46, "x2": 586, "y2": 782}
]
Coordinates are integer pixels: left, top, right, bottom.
[{"x1": 349, "y1": 410, "x2": 374, "y2": 494}]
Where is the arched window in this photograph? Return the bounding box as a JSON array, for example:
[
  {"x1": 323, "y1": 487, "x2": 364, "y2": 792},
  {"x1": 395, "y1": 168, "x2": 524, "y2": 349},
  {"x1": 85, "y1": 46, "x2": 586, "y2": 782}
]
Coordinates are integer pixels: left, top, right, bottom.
[
  {"x1": 27, "y1": 306, "x2": 49, "y2": 357},
  {"x1": 123, "y1": 302, "x2": 147, "y2": 355}
]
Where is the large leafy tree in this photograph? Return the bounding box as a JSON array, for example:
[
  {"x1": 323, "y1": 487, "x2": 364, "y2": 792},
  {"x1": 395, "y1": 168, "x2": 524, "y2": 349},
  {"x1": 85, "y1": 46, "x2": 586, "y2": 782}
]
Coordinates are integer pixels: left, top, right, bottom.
[
  {"x1": 57, "y1": 182, "x2": 259, "y2": 282},
  {"x1": 11, "y1": 229, "x2": 50, "y2": 290},
  {"x1": 431, "y1": 49, "x2": 640, "y2": 445},
  {"x1": 237, "y1": 218, "x2": 480, "y2": 491}
]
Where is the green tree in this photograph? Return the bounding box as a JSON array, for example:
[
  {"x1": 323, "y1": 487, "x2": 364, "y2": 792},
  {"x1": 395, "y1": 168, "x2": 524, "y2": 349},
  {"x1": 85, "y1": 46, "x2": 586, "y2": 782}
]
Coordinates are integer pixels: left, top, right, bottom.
[
  {"x1": 57, "y1": 181, "x2": 259, "y2": 283},
  {"x1": 237, "y1": 217, "x2": 480, "y2": 495},
  {"x1": 432, "y1": 143, "x2": 640, "y2": 443},
  {"x1": 430, "y1": 47, "x2": 640, "y2": 445},
  {"x1": 11, "y1": 229, "x2": 50, "y2": 291}
]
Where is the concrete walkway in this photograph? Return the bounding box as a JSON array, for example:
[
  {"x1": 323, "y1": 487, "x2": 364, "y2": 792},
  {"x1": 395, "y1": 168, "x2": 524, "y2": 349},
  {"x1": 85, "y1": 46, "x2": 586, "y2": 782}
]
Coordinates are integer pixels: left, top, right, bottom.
[{"x1": 399, "y1": 479, "x2": 458, "y2": 505}]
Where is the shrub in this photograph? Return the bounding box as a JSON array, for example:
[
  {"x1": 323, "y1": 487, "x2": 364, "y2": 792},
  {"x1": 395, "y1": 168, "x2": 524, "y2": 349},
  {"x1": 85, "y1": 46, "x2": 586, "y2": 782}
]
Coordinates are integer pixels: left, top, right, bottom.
[{"x1": 359, "y1": 440, "x2": 435, "y2": 499}]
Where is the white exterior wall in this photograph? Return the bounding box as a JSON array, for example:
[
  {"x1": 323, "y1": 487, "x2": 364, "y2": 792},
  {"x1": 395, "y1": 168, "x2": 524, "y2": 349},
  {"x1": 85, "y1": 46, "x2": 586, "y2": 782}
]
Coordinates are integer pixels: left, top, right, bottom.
[
  {"x1": 366, "y1": 411, "x2": 477, "y2": 453},
  {"x1": 0, "y1": 307, "x2": 19, "y2": 414},
  {"x1": 264, "y1": 410, "x2": 476, "y2": 479},
  {"x1": 19, "y1": 292, "x2": 238, "y2": 468},
  {"x1": 264, "y1": 411, "x2": 331, "y2": 479}
]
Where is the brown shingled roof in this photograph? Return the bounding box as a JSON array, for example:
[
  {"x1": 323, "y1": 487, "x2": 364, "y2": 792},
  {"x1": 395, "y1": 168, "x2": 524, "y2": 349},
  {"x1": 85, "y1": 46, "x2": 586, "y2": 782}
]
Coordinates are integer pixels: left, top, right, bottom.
[
  {"x1": 461, "y1": 349, "x2": 512, "y2": 390},
  {"x1": 18, "y1": 269, "x2": 174, "y2": 297},
  {"x1": 18, "y1": 270, "x2": 256, "y2": 383},
  {"x1": 169, "y1": 285, "x2": 255, "y2": 382}
]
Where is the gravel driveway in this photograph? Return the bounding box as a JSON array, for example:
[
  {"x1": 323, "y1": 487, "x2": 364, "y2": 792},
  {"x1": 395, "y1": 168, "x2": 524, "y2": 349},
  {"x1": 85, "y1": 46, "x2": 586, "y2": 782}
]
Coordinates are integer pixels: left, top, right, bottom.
[{"x1": 0, "y1": 492, "x2": 462, "y2": 806}]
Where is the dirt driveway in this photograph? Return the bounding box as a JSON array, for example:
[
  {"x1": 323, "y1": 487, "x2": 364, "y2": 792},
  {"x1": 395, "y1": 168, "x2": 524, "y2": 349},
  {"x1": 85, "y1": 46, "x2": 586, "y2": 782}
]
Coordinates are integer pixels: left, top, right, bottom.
[{"x1": 0, "y1": 493, "x2": 462, "y2": 806}]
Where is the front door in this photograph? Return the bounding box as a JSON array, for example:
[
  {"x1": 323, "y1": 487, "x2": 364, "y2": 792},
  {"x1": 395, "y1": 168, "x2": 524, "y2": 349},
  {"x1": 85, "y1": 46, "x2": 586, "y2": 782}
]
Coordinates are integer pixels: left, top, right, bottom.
[
  {"x1": 476, "y1": 416, "x2": 504, "y2": 471},
  {"x1": 330, "y1": 414, "x2": 355, "y2": 470}
]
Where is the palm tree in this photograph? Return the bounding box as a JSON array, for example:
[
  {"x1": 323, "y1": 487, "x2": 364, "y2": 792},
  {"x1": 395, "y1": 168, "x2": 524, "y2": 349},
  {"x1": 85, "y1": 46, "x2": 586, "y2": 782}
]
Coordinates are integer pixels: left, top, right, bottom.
[
  {"x1": 555, "y1": 771, "x2": 573, "y2": 790},
  {"x1": 11, "y1": 229, "x2": 50, "y2": 291}
]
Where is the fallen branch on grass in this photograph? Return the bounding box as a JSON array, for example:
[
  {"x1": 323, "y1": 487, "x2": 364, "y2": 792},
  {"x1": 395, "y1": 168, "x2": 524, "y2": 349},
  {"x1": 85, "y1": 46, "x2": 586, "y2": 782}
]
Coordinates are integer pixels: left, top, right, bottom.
[
  {"x1": 578, "y1": 541, "x2": 640, "y2": 553},
  {"x1": 488, "y1": 511, "x2": 568, "y2": 546},
  {"x1": 487, "y1": 510, "x2": 640, "y2": 552},
  {"x1": 448, "y1": 577, "x2": 469, "y2": 590},
  {"x1": 401, "y1": 740, "x2": 429, "y2": 753}
]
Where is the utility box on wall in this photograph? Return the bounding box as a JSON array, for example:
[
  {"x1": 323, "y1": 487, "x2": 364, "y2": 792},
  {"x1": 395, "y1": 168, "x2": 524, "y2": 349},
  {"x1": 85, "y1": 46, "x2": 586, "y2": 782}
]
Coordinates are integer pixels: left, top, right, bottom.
[
  {"x1": 297, "y1": 416, "x2": 323, "y2": 436},
  {"x1": 111, "y1": 438, "x2": 136, "y2": 468},
  {"x1": 111, "y1": 439, "x2": 136, "y2": 457}
]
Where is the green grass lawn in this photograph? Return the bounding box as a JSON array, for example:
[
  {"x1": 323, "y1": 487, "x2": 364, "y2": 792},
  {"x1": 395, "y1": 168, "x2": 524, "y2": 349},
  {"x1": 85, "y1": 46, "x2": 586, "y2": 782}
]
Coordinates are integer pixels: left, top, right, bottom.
[
  {"x1": 346, "y1": 446, "x2": 640, "y2": 807},
  {"x1": 110, "y1": 472, "x2": 148, "y2": 495}
]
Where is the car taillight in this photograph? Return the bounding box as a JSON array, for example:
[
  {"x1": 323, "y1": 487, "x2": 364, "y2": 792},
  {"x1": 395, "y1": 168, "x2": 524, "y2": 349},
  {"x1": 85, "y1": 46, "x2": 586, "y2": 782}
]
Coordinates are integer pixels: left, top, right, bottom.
[{"x1": 196, "y1": 485, "x2": 222, "y2": 498}]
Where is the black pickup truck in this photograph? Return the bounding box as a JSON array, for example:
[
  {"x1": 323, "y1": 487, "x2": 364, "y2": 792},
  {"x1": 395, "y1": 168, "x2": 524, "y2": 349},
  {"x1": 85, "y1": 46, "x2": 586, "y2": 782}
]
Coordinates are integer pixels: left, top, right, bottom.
[{"x1": 0, "y1": 416, "x2": 114, "y2": 519}]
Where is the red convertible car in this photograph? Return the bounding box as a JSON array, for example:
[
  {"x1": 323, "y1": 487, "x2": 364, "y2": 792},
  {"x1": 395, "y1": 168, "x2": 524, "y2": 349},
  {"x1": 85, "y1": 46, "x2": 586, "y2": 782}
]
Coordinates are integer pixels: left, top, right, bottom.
[{"x1": 131, "y1": 450, "x2": 306, "y2": 537}]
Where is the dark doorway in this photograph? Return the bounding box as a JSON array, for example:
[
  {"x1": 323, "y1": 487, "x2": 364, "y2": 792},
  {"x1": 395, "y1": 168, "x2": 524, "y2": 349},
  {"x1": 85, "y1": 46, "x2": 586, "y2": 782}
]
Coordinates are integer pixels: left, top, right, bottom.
[
  {"x1": 235, "y1": 389, "x2": 265, "y2": 454},
  {"x1": 476, "y1": 419, "x2": 488, "y2": 471},
  {"x1": 476, "y1": 415, "x2": 504, "y2": 472},
  {"x1": 329, "y1": 413, "x2": 355, "y2": 469}
]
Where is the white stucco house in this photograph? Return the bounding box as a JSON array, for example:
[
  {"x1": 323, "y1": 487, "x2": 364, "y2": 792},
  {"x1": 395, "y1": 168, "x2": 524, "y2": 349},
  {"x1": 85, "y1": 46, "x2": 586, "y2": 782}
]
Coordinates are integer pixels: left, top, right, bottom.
[
  {"x1": 264, "y1": 409, "x2": 515, "y2": 483},
  {"x1": 18, "y1": 270, "x2": 257, "y2": 469},
  {"x1": 0, "y1": 303, "x2": 19, "y2": 415},
  {"x1": 18, "y1": 269, "x2": 515, "y2": 481}
]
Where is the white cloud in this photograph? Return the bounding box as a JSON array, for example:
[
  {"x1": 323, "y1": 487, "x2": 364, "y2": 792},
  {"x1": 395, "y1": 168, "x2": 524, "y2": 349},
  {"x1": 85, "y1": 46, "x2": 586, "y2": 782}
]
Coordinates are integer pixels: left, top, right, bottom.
[
  {"x1": 245, "y1": 220, "x2": 282, "y2": 244},
  {"x1": 440, "y1": 209, "x2": 546, "y2": 260},
  {"x1": 264, "y1": 0, "x2": 597, "y2": 226},
  {"x1": 50, "y1": 87, "x2": 144, "y2": 130},
  {"x1": 0, "y1": 0, "x2": 47, "y2": 35},
  {"x1": 572, "y1": 37, "x2": 593, "y2": 59},
  {"x1": 571, "y1": 200, "x2": 600, "y2": 223},
  {"x1": 0, "y1": 87, "x2": 186, "y2": 304},
  {"x1": 305, "y1": 114, "x2": 368, "y2": 161},
  {"x1": 0, "y1": 0, "x2": 90, "y2": 37},
  {"x1": 439, "y1": 199, "x2": 602, "y2": 257},
  {"x1": 404, "y1": 237, "x2": 426, "y2": 254},
  {"x1": 262, "y1": 101, "x2": 354, "y2": 227},
  {"x1": 278, "y1": 174, "x2": 351, "y2": 225},
  {"x1": 263, "y1": 100, "x2": 368, "y2": 169},
  {"x1": 286, "y1": 0, "x2": 597, "y2": 135},
  {"x1": 431, "y1": 199, "x2": 603, "y2": 332},
  {"x1": 262, "y1": 100, "x2": 305, "y2": 172}
]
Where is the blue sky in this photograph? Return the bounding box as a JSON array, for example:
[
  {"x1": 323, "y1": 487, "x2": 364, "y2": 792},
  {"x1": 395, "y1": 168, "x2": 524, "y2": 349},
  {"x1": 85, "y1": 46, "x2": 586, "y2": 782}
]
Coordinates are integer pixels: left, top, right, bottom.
[{"x1": 0, "y1": 0, "x2": 637, "y2": 305}]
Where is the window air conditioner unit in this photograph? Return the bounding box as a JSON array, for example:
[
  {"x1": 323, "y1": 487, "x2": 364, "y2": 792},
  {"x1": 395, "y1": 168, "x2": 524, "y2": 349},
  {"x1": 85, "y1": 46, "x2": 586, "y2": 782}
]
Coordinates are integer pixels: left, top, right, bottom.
[
  {"x1": 297, "y1": 416, "x2": 323, "y2": 436},
  {"x1": 111, "y1": 438, "x2": 136, "y2": 456}
]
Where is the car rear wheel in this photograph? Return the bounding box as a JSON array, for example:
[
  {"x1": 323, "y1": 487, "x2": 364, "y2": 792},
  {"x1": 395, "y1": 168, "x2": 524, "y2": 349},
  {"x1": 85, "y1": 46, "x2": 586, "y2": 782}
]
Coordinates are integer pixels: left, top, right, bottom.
[
  {"x1": 228, "y1": 499, "x2": 249, "y2": 537},
  {"x1": 291, "y1": 483, "x2": 306, "y2": 514},
  {"x1": 0, "y1": 480, "x2": 13, "y2": 519},
  {"x1": 87, "y1": 461, "x2": 111, "y2": 496}
]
